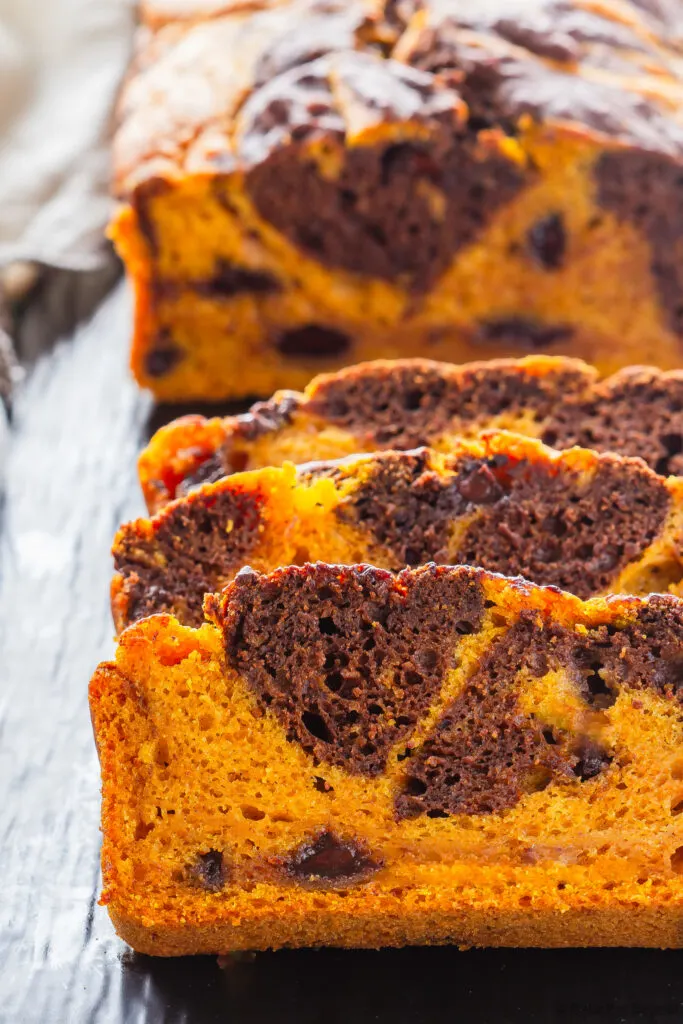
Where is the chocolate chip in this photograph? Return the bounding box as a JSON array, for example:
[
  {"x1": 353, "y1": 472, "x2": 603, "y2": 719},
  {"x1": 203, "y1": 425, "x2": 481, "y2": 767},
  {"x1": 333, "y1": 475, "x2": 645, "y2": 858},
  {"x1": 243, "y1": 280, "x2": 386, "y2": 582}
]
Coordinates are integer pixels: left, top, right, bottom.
[
  {"x1": 177, "y1": 452, "x2": 229, "y2": 499},
  {"x1": 456, "y1": 461, "x2": 505, "y2": 504},
  {"x1": 275, "y1": 324, "x2": 352, "y2": 359},
  {"x1": 187, "y1": 849, "x2": 227, "y2": 891},
  {"x1": 526, "y1": 213, "x2": 566, "y2": 270},
  {"x1": 573, "y1": 741, "x2": 612, "y2": 781},
  {"x1": 144, "y1": 341, "x2": 184, "y2": 378},
  {"x1": 235, "y1": 394, "x2": 301, "y2": 442},
  {"x1": 280, "y1": 830, "x2": 380, "y2": 886},
  {"x1": 194, "y1": 260, "x2": 281, "y2": 298},
  {"x1": 477, "y1": 317, "x2": 574, "y2": 348}
]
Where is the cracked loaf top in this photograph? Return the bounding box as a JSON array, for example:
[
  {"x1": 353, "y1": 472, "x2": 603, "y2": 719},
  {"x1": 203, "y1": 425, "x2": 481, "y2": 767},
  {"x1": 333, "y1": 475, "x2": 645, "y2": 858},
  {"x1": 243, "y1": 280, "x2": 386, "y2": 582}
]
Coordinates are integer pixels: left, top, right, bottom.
[{"x1": 117, "y1": 0, "x2": 683, "y2": 198}]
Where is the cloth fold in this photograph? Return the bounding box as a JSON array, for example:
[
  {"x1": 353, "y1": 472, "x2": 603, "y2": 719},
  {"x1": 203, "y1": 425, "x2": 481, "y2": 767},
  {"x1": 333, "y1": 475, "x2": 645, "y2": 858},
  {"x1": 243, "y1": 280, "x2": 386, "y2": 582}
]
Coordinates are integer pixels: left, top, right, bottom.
[{"x1": 0, "y1": 0, "x2": 135, "y2": 271}]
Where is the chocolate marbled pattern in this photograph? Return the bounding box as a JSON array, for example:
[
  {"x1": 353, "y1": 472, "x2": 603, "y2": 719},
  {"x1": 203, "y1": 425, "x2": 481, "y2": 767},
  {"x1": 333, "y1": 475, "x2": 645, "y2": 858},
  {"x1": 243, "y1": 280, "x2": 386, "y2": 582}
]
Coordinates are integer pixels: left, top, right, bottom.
[{"x1": 216, "y1": 563, "x2": 484, "y2": 776}]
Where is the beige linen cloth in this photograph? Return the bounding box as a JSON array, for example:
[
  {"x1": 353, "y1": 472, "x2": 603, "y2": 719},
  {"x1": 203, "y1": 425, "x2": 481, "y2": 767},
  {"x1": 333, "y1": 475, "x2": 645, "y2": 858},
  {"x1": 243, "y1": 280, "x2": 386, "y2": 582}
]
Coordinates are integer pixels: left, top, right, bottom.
[
  {"x1": 0, "y1": 0, "x2": 134, "y2": 268},
  {"x1": 0, "y1": 0, "x2": 136, "y2": 363}
]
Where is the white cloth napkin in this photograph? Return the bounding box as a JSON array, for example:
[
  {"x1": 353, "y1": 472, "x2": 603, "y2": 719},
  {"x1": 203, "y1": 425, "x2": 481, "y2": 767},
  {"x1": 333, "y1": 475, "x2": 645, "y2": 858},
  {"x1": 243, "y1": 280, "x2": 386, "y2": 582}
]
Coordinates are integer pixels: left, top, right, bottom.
[{"x1": 0, "y1": 0, "x2": 135, "y2": 270}]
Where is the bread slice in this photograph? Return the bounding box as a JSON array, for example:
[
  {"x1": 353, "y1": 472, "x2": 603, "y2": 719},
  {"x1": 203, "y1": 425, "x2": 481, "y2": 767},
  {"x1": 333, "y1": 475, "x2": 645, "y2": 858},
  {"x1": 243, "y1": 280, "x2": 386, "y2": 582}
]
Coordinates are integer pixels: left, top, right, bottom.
[
  {"x1": 138, "y1": 356, "x2": 683, "y2": 512},
  {"x1": 91, "y1": 561, "x2": 683, "y2": 955},
  {"x1": 114, "y1": 432, "x2": 683, "y2": 631}
]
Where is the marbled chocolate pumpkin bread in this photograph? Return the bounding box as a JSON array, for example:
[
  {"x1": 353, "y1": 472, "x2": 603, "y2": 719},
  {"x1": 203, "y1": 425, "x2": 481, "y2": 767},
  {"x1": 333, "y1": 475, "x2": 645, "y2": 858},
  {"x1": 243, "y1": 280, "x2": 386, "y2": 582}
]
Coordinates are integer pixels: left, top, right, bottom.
[
  {"x1": 139, "y1": 357, "x2": 683, "y2": 513},
  {"x1": 114, "y1": 432, "x2": 683, "y2": 631},
  {"x1": 91, "y1": 562, "x2": 683, "y2": 954},
  {"x1": 114, "y1": 0, "x2": 683, "y2": 400}
]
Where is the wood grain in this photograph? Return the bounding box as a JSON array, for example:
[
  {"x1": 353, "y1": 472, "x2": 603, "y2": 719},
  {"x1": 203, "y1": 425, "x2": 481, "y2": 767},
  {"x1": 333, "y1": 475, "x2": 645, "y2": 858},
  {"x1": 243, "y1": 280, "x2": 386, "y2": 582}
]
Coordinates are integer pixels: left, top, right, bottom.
[
  {"x1": 3, "y1": 284, "x2": 683, "y2": 1024},
  {"x1": 0, "y1": 285, "x2": 148, "y2": 1022}
]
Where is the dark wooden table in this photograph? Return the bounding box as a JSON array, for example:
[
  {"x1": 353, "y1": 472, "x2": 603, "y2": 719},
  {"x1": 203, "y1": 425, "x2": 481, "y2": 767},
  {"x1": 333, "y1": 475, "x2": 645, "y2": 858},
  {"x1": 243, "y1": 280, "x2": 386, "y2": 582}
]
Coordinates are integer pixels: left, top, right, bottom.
[{"x1": 3, "y1": 284, "x2": 683, "y2": 1023}]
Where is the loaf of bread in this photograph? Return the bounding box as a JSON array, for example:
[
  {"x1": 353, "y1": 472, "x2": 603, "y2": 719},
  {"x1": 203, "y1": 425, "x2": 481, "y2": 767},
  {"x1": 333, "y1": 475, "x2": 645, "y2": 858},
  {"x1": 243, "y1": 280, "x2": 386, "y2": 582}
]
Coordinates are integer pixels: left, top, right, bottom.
[
  {"x1": 91, "y1": 561, "x2": 683, "y2": 954},
  {"x1": 114, "y1": 431, "x2": 683, "y2": 631},
  {"x1": 138, "y1": 356, "x2": 683, "y2": 512},
  {"x1": 112, "y1": 0, "x2": 683, "y2": 400}
]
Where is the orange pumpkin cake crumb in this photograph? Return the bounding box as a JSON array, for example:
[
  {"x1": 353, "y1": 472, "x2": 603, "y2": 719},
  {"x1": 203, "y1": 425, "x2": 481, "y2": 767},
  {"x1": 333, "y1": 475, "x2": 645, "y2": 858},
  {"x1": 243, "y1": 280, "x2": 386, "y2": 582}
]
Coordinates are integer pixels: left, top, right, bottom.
[{"x1": 91, "y1": 563, "x2": 683, "y2": 954}]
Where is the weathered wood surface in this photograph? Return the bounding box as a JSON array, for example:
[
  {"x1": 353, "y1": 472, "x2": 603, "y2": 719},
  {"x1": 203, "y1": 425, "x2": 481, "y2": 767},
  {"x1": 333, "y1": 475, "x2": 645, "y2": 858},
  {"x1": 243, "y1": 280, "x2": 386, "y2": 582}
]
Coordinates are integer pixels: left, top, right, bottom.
[{"x1": 3, "y1": 283, "x2": 683, "y2": 1024}]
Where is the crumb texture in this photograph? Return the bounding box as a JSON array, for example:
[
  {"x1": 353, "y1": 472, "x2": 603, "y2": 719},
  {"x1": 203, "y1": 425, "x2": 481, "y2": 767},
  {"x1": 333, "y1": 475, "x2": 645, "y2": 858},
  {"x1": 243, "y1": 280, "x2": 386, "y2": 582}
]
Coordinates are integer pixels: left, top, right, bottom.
[
  {"x1": 117, "y1": 433, "x2": 681, "y2": 631},
  {"x1": 92, "y1": 564, "x2": 683, "y2": 955},
  {"x1": 138, "y1": 357, "x2": 683, "y2": 512},
  {"x1": 221, "y1": 562, "x2": 484, "y2": 774}
]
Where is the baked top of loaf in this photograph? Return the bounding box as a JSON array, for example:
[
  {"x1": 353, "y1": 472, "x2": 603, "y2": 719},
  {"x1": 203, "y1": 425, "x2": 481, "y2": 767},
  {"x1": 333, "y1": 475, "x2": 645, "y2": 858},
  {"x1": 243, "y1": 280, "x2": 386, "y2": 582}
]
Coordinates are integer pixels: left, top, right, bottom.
[
  {"x1": 116, "y1": 0, "x2": 683, "y2": 199},
  {"x1": 116, "y1": 431, "x2": 683, "y2": 631},
  {"x1": 139, "y1": 357, "x2": 683, "y2": 512},
  {"x1": 91, "y1": 562, "x2": 683, "y2": 955}
]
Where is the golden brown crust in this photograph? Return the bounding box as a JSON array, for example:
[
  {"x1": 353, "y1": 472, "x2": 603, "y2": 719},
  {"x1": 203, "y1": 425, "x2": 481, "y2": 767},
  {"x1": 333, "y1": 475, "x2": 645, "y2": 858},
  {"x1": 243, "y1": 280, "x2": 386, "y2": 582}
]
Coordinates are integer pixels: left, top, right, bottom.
[
  {"x1": 116, "y1": 0, "x2": 683, "y2": 200},
  {"x1": 109, "y1": 904, "x2": 683, "y2": 956}
]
